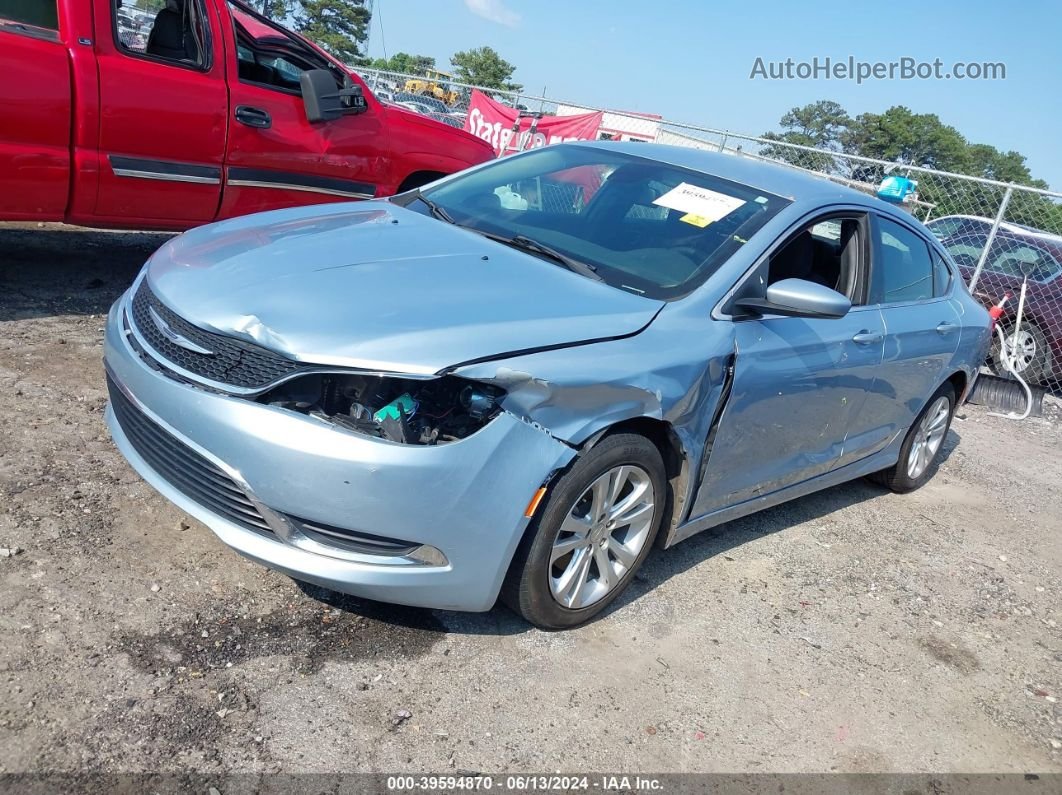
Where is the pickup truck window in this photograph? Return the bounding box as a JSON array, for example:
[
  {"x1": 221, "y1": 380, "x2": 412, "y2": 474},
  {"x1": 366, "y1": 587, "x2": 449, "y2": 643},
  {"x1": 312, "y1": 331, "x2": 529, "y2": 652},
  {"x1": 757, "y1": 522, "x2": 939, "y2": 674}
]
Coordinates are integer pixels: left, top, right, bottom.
[
  {"x1": 0, "y1": 0, "x2": 58, "y2": 34},
  {"x1": 229, "y1": 1, "x2": 339, "y2": 94},
  {"x1": 114, "y1": 0, "x2": 211, "y2": 70}
]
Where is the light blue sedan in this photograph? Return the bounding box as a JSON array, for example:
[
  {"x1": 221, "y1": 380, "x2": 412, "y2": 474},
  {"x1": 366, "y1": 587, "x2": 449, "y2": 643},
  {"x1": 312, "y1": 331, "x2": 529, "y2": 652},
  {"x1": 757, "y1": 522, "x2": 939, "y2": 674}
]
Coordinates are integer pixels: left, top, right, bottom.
[{"x1": 103, "y1": 143, "x2": 992, "y2": 628}]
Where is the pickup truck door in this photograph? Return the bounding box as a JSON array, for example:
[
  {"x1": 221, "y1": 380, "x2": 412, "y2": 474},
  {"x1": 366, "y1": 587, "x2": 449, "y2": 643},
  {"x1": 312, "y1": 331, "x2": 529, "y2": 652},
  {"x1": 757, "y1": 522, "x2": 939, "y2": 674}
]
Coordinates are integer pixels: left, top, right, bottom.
[
  {"x1": 92, "y1": 0, "x2": 227, "y2": 226},
  {"x1": 217, "y1": 2, "x2": 386, "y2": 219},
  {"x1": 0, "y1": 11, "x2": 70, "y2": 220}
]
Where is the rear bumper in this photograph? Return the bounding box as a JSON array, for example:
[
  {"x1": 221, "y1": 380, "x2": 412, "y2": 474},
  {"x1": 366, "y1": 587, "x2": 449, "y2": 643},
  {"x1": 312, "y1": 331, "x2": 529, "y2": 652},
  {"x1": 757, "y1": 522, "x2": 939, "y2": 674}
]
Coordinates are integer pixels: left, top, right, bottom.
[{"x1": 103, "y1": 290, "x2": 575, "y2": 611}]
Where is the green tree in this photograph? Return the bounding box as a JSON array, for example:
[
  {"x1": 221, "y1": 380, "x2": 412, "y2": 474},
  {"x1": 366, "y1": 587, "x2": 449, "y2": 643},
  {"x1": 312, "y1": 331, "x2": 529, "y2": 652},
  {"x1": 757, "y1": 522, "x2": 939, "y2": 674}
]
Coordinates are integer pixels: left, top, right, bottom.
[
  {"x1": 761, "y1": 100, "x2": 1059, "y2": 231},
  {"x1": 842, "y1": 106, "x2": 968, "y2": 173},
  {"x1": 369, "y1": 52, "x2": 436, "y2": 75},
  {"x1": 450, "y1": 46, "x2": 522, "y2": 91},
  {"x1": 295, "y1": 0, "x2": 371, "y2": 65},
  {"x1": 258, "y1": 0, "x2": 292, "y2": 19},
  {"x1": 963, "y1": 144, "x2": 1040, "y2": 185},
  {"x1": 949, "y1": 144, "x2": 1046, "y2": 219},
  {"x1": 760, "y1": 100, "x2": 851, "y2": 173}
]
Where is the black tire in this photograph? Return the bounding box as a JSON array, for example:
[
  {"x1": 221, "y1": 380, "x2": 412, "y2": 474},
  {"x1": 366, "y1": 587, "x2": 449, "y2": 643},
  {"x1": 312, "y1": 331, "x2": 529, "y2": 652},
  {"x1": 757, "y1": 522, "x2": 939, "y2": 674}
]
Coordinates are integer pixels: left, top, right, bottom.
[
  {"x1": 989, "y1": 321, "x2": 1050, "y2": 386},
  {"x1": 501, "y1": 433, "x2": 666, "y2": 629},
  {"x1": 869, "y1": 382, "x2": 956, "y2": 493}
]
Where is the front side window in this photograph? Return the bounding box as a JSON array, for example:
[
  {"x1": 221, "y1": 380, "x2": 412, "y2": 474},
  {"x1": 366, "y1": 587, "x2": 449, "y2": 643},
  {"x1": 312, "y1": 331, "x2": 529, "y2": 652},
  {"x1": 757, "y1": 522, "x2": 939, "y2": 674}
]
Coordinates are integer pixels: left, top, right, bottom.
[
  {"x1": 114, "y1": 0, "x2": 210, "y2": 68},
  {"x1": 766, "y1": 216, "x2": 865, "y2": 303},
  {"x1": 873, "y1": 216, "x2": 934, "y2": 304},
  {"x1": 229, "y1": 1, "x2": 339, "y2": 93},
  {"x1": 412, "y1": 146, "x2": 791, "y2": 299}
]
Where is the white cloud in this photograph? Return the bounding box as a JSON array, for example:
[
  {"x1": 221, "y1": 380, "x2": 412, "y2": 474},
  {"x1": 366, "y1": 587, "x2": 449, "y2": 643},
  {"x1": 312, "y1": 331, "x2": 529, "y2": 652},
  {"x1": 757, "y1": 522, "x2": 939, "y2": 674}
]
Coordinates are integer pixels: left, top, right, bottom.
[{"x1": 464, "y1": 0, "x2": 521, "y2": 27}]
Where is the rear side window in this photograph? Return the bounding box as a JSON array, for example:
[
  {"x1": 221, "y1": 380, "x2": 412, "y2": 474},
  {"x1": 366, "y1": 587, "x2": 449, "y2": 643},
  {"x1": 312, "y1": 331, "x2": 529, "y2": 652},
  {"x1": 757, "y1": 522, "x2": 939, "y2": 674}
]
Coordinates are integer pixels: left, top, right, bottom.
[
  {"x1": 0, "y1": 0, "x2": 58, "y2": 31},
  {"x1": 933, "y1": 252, "x2": 952, "y2": 296},
  {"x1": 114, "y1": 0, "x2": 211, "y2": 69},
  {"x1": 873, "y1": 216, "x2": 934, "y2": 304}
]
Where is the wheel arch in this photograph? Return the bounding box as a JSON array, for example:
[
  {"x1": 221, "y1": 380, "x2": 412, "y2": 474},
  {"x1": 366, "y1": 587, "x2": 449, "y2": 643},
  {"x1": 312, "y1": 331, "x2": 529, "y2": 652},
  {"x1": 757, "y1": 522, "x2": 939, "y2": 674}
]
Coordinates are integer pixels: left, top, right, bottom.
[
  {"x1": 396, "y1": 170, "x2": 448, "y2": 193},
  {"x1": 582, "y1": 417, "x2": 690, "y2": 547},
  {"x1": 945, "y1": 368, "x2": 969, "y2": 404}
]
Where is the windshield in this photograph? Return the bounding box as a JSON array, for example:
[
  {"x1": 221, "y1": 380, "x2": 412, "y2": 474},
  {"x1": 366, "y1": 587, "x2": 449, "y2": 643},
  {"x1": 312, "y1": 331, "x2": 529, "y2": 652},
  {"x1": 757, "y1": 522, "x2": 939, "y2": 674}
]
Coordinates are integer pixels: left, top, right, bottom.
[{"x1": 417, "y1": 145, "x2": 791, "y2": 299}]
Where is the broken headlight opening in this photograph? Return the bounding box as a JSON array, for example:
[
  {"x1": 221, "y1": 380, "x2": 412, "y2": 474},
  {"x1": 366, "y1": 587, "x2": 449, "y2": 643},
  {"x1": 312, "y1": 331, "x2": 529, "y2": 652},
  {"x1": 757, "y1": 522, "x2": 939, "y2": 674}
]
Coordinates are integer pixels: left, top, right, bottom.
[{"x1": 257, "y1": 373, "x2": 505, "y2": 445}]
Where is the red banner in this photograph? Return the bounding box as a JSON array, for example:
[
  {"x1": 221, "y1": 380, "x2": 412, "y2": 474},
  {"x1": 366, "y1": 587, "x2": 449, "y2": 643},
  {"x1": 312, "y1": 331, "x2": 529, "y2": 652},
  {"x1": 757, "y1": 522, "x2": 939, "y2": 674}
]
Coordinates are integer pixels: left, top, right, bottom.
[{"x1": 465, "y1": 90, "x2": 604, "y2": 157}]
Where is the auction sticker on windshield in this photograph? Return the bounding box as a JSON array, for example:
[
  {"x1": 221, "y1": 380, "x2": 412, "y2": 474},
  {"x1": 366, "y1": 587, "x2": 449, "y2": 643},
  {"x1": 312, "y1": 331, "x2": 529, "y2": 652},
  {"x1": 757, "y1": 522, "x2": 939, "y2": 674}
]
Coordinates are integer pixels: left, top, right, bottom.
[{"x1": 653, "y1": 182, "x2": 746, "y2": 226}]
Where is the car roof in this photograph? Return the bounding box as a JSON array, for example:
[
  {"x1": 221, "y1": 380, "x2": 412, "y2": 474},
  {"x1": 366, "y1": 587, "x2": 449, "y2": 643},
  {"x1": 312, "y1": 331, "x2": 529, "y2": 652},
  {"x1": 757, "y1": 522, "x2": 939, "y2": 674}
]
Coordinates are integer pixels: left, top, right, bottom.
[{"x1": 572, "y1": 140, "x2": 888, "y2": 209}]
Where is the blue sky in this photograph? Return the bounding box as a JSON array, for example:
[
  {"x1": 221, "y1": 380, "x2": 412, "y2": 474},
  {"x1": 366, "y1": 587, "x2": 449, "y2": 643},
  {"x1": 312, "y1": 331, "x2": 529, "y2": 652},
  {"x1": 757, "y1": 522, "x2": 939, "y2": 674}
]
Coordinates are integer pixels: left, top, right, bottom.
[{"x1": 365, "y1": 0, "x2": 1062, "y2": 191}]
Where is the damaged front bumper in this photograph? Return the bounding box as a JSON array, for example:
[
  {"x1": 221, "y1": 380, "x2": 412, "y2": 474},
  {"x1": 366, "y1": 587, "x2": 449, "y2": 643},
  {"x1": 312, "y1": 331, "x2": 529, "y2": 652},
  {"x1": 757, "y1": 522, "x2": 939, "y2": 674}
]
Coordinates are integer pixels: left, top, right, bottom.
[{"x1": 103, "y1": 292, "x2": 576, "y2": 612}]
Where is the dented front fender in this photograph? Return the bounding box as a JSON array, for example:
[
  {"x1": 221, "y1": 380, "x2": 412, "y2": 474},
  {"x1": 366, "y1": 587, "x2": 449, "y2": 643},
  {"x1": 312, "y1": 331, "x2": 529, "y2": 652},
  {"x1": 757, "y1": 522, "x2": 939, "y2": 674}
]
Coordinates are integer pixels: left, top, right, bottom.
[{"x1": 454, "y1": 301, "x2": 739, "y2": 529}]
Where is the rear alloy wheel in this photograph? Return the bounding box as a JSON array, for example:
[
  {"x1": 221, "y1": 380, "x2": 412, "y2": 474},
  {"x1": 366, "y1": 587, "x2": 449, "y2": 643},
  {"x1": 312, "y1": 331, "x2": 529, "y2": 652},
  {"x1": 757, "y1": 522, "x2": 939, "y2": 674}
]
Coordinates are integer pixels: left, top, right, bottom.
[
  {"x1": 502, "y1": 433, "x2": 665, "y2": 629},
  {"x1": 990, "y1": 321, "x2": 1050, "y2": 385},
  {"x1": 870, "y1": 382, "x2": 956, "y2": 493}
]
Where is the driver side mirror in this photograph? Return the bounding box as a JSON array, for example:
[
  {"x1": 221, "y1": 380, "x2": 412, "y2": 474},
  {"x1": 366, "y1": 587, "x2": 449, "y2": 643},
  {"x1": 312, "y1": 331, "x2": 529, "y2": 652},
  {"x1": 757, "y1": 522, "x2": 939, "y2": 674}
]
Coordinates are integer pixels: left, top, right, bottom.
[
  {"x1": 733, "y1": 278, "x2": 852, "y2": 319},
  {"x1": 300, "y1": 69, "x2": 367, "y2": 123}
]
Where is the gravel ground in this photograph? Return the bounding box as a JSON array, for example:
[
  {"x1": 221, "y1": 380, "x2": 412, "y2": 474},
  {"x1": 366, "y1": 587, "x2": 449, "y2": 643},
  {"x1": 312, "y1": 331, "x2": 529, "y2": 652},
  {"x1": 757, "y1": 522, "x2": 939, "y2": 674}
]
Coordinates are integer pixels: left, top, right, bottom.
[{"x1": 1, "y1": 224, "x2": 1060, "y2": 778}]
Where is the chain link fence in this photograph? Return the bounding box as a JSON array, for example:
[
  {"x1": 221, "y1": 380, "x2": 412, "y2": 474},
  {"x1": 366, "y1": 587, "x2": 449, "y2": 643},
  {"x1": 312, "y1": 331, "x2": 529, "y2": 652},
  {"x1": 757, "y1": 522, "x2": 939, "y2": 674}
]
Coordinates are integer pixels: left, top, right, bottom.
[{"x1": 358, "y1": 67, "x2": 1062, "y2": 395}]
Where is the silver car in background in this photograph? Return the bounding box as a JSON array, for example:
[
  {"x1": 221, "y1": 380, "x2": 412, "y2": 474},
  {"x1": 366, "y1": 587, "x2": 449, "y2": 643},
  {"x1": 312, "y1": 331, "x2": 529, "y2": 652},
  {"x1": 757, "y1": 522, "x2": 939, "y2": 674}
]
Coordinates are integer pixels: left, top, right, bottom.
[{"x1": 104, "y1": 143, "x2": 991, "y2": 628}]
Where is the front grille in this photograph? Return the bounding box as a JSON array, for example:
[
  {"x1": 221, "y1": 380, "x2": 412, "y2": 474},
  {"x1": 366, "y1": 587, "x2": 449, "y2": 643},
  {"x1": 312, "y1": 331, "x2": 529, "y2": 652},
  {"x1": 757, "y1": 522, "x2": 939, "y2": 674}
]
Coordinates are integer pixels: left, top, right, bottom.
[
  {"x1": 107, "y1": 376, "x2": 274, "y2": 536},
  {"x1": 130, "y1": 280, "x2": 309, "y2": 390}
]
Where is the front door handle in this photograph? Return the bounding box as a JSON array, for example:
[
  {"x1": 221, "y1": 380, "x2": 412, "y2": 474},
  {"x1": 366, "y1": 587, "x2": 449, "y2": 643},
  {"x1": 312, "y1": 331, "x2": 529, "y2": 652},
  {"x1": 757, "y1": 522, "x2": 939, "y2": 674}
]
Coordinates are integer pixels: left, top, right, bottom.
[
  {"x1": 936, "y1": 322, "x2": 959, "y2": 335},
  {"x1": 235, "y1": 105, "x2": 272, "y2": 129},
  {"x1": 852, "y1": 330, "x2": 884, "y2": 345}
]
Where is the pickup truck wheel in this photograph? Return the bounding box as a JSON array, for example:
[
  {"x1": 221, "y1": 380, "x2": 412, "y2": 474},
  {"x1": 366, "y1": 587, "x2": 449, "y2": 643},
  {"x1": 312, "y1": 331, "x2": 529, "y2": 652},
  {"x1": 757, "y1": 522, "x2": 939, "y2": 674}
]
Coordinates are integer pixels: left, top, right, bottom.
[{"x1": 502, "y1": 433, "x2": 665, "y2": 629}]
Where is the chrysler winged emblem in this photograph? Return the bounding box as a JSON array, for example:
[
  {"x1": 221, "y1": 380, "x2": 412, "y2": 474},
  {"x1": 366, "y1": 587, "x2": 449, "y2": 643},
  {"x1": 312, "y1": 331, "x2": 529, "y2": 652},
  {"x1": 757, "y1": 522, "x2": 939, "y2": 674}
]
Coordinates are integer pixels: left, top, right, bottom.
[{"x1": 148, "y1": 305, "x2": 215, "y2": 356}]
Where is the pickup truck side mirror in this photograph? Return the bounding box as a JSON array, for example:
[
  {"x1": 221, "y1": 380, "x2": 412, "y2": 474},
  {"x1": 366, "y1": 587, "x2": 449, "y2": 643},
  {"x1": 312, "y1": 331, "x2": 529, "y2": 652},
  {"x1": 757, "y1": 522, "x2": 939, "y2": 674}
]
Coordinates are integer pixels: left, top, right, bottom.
[
  {"x1": 732, "y1": 278, "x2": 852, "y2": 319},
  {"x1": 300, "y1": 69, "x2": 367, "y2": 123}
]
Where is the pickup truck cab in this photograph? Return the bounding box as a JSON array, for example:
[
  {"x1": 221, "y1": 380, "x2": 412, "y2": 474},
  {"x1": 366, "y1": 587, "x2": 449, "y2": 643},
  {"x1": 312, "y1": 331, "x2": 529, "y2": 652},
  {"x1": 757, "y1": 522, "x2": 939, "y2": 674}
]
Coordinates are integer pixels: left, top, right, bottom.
[{"x1": 1, "y1": 0, "x2": 495, "y2": 230}]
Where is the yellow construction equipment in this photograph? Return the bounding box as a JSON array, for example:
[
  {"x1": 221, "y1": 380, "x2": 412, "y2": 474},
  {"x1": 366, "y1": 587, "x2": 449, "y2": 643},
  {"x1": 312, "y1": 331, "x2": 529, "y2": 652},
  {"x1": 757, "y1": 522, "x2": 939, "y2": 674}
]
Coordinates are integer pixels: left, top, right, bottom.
[{"x1": 404, "y1": 69, "x2": 460, "y2": 106}]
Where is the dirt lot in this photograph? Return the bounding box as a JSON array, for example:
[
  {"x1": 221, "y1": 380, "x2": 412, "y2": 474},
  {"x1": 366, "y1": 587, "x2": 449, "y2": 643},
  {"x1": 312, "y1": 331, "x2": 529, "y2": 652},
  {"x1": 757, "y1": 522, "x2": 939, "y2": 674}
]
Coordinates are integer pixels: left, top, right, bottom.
[{"x1": 1, "y1": 224, "x2": 1061, "y2": 779}]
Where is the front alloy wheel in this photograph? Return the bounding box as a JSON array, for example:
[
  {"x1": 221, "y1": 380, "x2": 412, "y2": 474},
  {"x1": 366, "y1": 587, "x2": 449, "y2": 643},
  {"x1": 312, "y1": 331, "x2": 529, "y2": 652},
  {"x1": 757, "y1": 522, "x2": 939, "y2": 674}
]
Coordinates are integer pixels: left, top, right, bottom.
[
  {"x1": 549, "y1": 465, "x2": 656, "y2": 609},
  {"x1": 502, "y1": 433, "x2": 666, "y2": 629}
]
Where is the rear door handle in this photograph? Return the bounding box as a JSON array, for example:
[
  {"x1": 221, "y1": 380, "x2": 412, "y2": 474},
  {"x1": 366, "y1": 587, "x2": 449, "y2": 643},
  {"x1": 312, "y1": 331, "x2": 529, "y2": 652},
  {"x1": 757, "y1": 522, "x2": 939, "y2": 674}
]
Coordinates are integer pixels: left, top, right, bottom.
[
  {"x1": 235, "y1": 105, "x2": 271, "y2": 129},
  {"x1": 852, "y1": 330, "x2": 884, "y2": 345},
  {"x1": 936, "y1": 322, "x2": 959, "y2": 335}
]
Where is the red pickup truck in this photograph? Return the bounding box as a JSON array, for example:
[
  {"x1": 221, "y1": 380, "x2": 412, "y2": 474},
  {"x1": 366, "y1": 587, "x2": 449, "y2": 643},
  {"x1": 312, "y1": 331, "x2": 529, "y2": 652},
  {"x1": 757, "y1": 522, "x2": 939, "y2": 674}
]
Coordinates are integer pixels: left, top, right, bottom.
[{"x1": 1, "y1": 0, "x2": 494, "y2": 230}]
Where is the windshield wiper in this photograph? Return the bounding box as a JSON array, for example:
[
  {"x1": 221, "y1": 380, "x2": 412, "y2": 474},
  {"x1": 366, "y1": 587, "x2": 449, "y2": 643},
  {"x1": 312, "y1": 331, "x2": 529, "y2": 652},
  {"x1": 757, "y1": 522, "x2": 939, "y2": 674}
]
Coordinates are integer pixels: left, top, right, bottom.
[
  {"x1": 412, "y1": 192, "x2": 456, "y2": 225},
  {"x1": 476, "y1": 231, "x2": 602, "y2": 281}
]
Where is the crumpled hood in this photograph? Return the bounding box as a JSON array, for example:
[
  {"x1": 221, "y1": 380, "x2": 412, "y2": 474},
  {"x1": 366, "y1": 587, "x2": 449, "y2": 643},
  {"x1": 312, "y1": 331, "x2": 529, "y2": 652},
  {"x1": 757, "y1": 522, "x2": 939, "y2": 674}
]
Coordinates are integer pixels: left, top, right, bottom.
[{"x1": 145, "y1": 202, "x2": 662, "y2": 375}]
